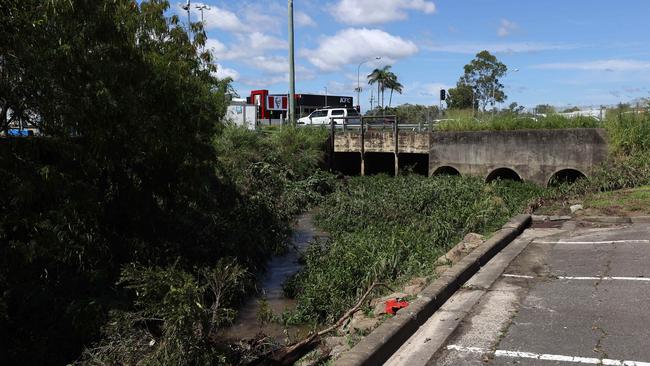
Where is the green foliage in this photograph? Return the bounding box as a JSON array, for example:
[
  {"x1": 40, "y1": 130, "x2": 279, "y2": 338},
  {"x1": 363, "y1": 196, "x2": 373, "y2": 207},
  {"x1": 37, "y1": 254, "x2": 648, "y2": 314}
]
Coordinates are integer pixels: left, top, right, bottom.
[
  {"x1": 367, "y1": 65, "x2": 394, "y2": 109},
  {"x1": 446, "y1": 82, "x2": 477, "y2": 110},
  {"x1": 0, "y1": 1, "x2": 267, "y2": 364},
  {"x1": 436, "y1": 114, "x2": 601, "y2": 131},
  {"x1": 79, "y1": 259, "x2": 247, "y2": 365},
  {"x1": 288, "y1": 175, "x2": 545, "y2": 323},
  {"x1": 459, "y1": 50, "x2": 508, "y2": 110},
  {"x1": 213, "y1": 125, "x2": 334, "y2": 225},
  {"x1": 534, "y1": 104, "x2": 557, "y2": 115},
  {"x1": 365, "y1": 103, "x2": 440, "y2": 123}
]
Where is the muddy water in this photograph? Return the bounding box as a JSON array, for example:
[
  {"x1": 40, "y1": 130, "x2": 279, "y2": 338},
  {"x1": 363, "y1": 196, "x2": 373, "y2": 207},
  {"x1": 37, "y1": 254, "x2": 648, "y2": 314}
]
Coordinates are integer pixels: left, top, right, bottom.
[{"x1": 222, "y1": 210, "x2": 327, "y2": 343}]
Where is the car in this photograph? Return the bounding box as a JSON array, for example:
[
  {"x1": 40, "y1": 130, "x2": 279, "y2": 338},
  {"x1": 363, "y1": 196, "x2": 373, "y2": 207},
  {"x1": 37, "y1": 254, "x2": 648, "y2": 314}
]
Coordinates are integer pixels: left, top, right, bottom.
[{"x1": 297, "y1": 107, "x2": 361, "y2": 126}]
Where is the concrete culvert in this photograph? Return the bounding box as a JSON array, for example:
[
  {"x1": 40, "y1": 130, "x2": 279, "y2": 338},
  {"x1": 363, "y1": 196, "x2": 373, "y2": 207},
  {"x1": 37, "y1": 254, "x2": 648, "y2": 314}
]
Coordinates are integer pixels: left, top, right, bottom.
[
  {"x1": 548, "y1": 169, "x2": 586, "y2": 187},
  {"x1": 486, "y1": 168, "x2": 522, "y2": 183},
  {"x1": 432, "y1": 166, "x2": 461, "y2": 176}
]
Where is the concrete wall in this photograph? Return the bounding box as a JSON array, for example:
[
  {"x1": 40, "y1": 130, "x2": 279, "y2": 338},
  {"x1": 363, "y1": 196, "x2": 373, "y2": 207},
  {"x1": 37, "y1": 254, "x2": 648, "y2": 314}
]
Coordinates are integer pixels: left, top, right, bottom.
[
  {"x1": 334, "y1": 130, "x2": 430, "y2": 154},
  {"x1": 429, "y1": 128, "x2": 608, "y2": 186}
]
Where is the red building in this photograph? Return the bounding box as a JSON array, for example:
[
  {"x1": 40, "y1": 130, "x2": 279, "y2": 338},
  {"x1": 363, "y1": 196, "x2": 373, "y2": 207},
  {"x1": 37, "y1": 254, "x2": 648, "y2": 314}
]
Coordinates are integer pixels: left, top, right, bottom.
[{"x1": 247, "y1": 90, "x2": 354, "y2": 120}]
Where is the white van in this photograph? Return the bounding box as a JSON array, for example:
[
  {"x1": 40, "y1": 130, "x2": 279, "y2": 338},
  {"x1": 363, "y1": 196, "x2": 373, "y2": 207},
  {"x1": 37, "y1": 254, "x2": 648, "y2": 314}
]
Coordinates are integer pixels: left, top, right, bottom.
[{"x1": 297, "y1": 108, "x2": 361, "y2": 125}]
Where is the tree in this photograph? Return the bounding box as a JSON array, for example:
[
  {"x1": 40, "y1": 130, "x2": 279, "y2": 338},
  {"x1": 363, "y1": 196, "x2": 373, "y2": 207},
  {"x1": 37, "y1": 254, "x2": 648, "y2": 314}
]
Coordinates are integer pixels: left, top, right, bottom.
[
  {"x1": 385, "y1": 72, "x2": 404, "y2": 107},
  {"x1": 446, "y1": 82, "x2": 476, "y2": 110},
  {"x1": 562, "y1": 106, "x2": 581, "y2": 113},
  {"x1": 507, "y1": 102, "x2": 526, "y2": 114},
  {"x1": 534, "y1": 104, "x2": 556, "y2": 115},
  {"x1": 367, "y1": 65, "x2": 392, "y2": 109},
  {"x1": 458, "y1": 50, "x2": 508, "y2": 111},
  {"x1": 0, "y1": 1, "x2": 245, "y2": 364}
]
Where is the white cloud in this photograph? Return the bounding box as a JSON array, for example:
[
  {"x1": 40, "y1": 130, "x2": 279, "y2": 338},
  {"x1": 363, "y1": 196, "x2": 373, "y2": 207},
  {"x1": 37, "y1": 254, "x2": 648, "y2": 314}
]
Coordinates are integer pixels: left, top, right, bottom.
[
  {"x1": 205, "y1": 38, "x2": 226, "y2": 54},
  {"x1": 330, "y1": 0, "x2": 435, "y2": 25},
  {"x1": 497, "y1": 19, "x2": 518, "y2": 37},
  {"x1": 416, "y1": 82, "x2": 450, "y2": 98},
  {"x1": 215, "y1": 64, "x2": 240, "y2": 81},
  {"x1": 424, "y1": 41, "x2": 579, "y2": 54},
  {"x1": 532, "y1": 59, "x2": 650, "y2": 72},
  {"x1": 295, "y1": 11, "x2": 316, "y2": 27},
  {"x1": 210, "y1": 32, "x2": 287, "y2": 61},
  {"x1": 304, "y1": 28, "x2": 418, "y2": 71},
  {"x1": 248, "y1": 56, "x2": 289, "y2": 74}
]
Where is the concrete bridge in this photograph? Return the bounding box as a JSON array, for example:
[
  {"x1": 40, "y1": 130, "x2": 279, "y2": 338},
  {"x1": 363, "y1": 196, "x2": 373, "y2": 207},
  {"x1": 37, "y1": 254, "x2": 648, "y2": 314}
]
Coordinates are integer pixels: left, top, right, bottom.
[{"x1": 332, "y1": 127, "x2": 608, "y2": 186}]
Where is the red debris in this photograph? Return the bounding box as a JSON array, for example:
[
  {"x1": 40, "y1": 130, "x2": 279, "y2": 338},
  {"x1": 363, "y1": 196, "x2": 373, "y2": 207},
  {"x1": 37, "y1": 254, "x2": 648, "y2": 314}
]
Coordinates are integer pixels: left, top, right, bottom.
[{"x1": 385, "y1": 298, "x2": 409, "y2": 315}]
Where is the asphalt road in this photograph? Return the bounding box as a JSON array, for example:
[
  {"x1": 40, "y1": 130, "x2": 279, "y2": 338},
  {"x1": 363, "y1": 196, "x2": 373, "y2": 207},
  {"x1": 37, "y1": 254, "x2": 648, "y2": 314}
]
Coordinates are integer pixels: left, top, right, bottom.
[{"x1": 429, "y1": 221, "x2": 650, "y2": 366}]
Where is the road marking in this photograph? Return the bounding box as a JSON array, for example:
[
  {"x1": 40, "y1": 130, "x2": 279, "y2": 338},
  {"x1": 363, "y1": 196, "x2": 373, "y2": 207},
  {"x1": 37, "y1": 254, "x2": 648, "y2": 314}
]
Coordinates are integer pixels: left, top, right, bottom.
[
  {"x1": 503, "y1": 274, "x2": 650, "y2": 282},
  {"x1": 534, "y1": 240, "x2": 650, "y2": 245},
  {"x1": 446, "y1": 345, "x2": 650, "y2": 365}
]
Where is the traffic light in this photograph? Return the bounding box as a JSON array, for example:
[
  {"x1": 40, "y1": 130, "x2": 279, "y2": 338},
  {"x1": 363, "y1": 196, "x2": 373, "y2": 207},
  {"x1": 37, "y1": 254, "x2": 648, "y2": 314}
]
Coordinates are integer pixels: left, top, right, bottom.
[{"x1": 440, "y1": 89, "x2": 446, "y2": 101}]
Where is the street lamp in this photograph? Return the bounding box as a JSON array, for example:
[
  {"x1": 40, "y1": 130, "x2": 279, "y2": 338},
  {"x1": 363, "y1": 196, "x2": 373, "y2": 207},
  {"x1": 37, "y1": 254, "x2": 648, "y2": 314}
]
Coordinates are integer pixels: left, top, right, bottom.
[
  {"x1": 195, "y1": 4, "x2": 210, "y2": 25},
  {"x1": 357, "y1": 57, "x2": 381, "y2": 112}
]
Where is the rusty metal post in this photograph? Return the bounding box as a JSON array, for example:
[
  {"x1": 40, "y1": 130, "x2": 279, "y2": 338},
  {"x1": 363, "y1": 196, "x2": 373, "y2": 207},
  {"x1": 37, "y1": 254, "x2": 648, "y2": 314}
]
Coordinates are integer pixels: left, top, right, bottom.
[
  {"x1": 394, "y1": 116, "x2": 399, "y2": 176},
  {"x1": 360, "y1": 116, "x2": 365, "y2": 176}
]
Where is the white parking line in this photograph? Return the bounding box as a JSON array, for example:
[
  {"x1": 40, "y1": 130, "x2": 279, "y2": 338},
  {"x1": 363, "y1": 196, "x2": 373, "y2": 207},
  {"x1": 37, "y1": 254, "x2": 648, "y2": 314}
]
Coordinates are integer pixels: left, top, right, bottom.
[
  {"x1": 503, "y1": 274, "x2": 650, "y2": 282},
  {"x1": 534, "y1": 240, "x2": 650, "y2": 245},
  {"x1": 446, "y1": 345, "x2": 650, "y2": 365}
]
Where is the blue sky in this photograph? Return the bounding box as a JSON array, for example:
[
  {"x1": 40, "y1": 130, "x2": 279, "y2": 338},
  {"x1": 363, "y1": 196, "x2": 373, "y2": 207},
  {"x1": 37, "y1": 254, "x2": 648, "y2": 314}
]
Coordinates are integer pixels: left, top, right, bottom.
[{"x1": 176, "y1": 0, "x2": 650, "y2": 111}]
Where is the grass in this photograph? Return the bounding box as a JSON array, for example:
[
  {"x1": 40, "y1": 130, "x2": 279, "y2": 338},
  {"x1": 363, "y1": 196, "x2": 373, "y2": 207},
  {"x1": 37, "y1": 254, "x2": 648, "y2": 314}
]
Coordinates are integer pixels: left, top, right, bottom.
[
  {"x1": 285, "y1": 175, "x2": 546, "y2": 324},
  {"x1": 582, "y1": 186, "x2": 650, "y2": 216},
  {"x1": 436, "y1": 112, "x2": 601, "y2": 132}
]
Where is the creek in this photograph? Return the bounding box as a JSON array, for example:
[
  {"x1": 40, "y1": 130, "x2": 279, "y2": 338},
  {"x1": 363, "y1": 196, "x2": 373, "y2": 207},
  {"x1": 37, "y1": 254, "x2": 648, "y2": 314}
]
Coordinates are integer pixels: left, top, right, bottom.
[{"x1": 222, "y1": 210, "x2": 327, "y2": 343}]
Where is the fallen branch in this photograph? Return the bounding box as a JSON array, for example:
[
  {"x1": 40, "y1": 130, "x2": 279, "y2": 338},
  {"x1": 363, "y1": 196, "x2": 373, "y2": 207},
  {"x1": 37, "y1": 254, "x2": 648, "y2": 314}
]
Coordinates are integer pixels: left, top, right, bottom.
[{"x1": 251, "y1": 281, "x2": 393, "y2": 365}]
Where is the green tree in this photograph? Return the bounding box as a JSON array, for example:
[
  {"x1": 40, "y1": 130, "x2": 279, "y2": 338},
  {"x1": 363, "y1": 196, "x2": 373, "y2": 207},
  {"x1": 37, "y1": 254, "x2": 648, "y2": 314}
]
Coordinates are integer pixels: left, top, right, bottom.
[
  {"x1": 385, "y1": 71, "x2": 404, "y2": 107},
  {"x1": 0, "y1": 0, "x2": 253, "y2": 364},
  {"x1": 562, "y1": 106, "x2": 581, "y2": 113},
  {"x1": 534, "y1": 104, "x2": 556, "y2": 115},
  {"x1": 458, "y1": 50, "x2": 508, "y2": 111},
  {"x1": 446, "y1": 82, "x2": 476, "y2": 110},
  {"x1": 367, "y1": 65, "x2": 392, "y2": 109}
]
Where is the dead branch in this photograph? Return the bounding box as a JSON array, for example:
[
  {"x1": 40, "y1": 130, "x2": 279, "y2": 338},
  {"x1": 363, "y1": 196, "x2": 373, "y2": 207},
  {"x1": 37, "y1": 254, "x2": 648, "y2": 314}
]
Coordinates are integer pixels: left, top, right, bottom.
[{"x1": 250, "y1": 281, "x2": 392, "y2": 365}]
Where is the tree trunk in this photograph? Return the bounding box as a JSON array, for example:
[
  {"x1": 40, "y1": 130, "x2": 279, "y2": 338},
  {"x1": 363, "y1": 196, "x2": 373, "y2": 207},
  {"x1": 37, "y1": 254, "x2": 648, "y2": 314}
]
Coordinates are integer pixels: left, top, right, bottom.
[
  {"x1": 377, "y1": 83, "x2": 380, "y2": 109},
  {"x1": 389, "y1": 89, "x2": 393, "y2": 107}
]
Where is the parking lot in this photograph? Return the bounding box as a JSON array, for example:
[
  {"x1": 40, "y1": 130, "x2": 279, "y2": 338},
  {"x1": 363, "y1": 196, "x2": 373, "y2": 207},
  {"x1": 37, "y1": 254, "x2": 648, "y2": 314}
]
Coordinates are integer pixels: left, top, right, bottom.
[{"x1": 386, "y1": 220, "x2": 650, "y2": 366}]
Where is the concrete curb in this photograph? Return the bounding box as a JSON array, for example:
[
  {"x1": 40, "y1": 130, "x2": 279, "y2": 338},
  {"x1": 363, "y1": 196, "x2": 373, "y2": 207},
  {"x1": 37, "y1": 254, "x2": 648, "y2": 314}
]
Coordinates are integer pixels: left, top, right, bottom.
[
  {"x1": 579, "y1": 215, "x2": 650, "y2": 224},
  {"x1": 333, "y1": 214, "x2": 532, "y2": 366}
]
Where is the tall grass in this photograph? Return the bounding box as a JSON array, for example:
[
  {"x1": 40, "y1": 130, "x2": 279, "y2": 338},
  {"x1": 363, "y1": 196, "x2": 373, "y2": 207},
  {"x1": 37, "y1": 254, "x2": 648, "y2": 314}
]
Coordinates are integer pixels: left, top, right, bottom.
[
  {"x1": 437, "y1": 112, "x2": 601, "y2": 132},
  {"x1": 287, "y1": 175, "x2": 546, "y2": 324}
]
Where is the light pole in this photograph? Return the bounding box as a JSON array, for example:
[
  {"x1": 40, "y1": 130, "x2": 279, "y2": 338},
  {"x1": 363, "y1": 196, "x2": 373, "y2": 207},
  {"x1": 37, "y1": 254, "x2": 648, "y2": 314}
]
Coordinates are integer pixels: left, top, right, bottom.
[
  {"x1": 357, "y1": 57, "x2": 381, "y2": 112},
  {"x1": 195, "y1": 4, "x2": 209, "y2": 25},
  {"x1": 288, "y1": 0, "x2": 296, "y2": 125},
  {"x1": 324, "y1": 86, "x2": 328, "y2": 106}
]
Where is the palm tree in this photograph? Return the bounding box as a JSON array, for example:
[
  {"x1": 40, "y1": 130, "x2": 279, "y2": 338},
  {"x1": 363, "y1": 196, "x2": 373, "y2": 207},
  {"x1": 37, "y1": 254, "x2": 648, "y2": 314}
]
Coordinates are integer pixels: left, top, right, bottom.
[
  {"x1": 385, "y1": 72, "x2": 403, "y2": 107},
  {"x1": 367, "y1": 65, "x2": 392, "y2": 109}
]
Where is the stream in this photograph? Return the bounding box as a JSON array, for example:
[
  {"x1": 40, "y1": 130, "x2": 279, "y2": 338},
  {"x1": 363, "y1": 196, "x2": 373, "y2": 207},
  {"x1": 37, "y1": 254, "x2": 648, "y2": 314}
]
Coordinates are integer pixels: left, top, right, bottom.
[{"x1": 222, "y1": 210, "x2": 327, "y2": 343}]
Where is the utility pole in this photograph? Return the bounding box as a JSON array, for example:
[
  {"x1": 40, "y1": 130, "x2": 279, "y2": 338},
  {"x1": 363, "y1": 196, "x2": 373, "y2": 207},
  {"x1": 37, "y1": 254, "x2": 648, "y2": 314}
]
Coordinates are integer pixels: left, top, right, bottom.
[
  {"x1": 324, "y1": 86, "x2": 328, "y2": 106},
  {"x1": 181, "y1": 0, "x2": 191, "y2": 36},
  {"x1": 287, "y1": 0, "x2": 296, "y2": 125}
]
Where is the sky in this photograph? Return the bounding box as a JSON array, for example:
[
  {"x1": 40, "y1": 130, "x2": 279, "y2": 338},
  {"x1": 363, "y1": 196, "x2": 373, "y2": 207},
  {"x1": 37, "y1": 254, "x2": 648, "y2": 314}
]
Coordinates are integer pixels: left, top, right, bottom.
[{"x1": 175, "y1": 0, "x2": 650, "y2": 111}]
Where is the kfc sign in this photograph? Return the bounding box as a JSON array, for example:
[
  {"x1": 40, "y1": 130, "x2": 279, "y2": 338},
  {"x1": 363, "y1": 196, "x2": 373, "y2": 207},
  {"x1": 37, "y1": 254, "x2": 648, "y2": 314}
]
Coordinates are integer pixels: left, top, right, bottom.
[
  {"x1": 339, "y1": 97, "x2": 352, "y2": 104},
  {"x1": 267, "y1": 95, "x2": 288, "y2": 111}
]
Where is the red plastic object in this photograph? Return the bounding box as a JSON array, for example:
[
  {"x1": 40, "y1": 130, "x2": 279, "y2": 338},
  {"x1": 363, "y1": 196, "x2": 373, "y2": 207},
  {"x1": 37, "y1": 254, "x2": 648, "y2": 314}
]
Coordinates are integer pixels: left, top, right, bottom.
[{"x1": 385, "y1": 298, "x2": 409, "y2": 315}]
